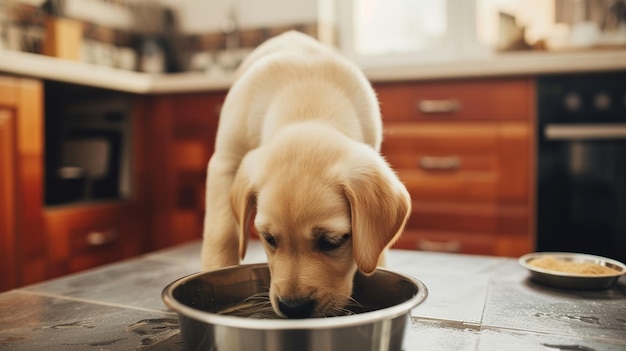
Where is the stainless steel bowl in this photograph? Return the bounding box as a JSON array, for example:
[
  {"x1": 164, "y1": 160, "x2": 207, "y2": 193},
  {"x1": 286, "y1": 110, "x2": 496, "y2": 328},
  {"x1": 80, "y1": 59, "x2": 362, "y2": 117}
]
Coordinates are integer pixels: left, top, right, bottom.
[
  {"x1": 519, "y1": 252, "x2": 626, "y2": 290},
  {"x1": 162, "y1": 263, "x2": 427, "y2": 351}
]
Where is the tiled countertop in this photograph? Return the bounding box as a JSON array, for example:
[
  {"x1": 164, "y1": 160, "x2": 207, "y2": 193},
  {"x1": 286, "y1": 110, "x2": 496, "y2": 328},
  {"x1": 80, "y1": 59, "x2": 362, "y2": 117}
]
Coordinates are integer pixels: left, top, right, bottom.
[{"x1": 1, "y1": 240, "x2": 625, "y2": 350}]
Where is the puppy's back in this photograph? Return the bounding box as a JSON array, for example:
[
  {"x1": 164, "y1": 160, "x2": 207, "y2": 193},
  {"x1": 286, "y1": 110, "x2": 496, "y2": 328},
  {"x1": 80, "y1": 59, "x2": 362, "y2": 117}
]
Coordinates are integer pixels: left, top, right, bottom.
[
  {"x1": 235, "y1": 31, "x2": 332, "y2": 80},
  {"x1": 228, "y1": 31, "x2": 382, "y2": 151}
]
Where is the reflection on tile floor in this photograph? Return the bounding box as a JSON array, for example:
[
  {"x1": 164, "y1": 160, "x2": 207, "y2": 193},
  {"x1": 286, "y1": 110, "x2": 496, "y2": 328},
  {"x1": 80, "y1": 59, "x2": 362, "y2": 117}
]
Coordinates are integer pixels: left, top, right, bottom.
[
  {"x1": 477, "y1": 328, "x2": 626, "y2": 351},
  {"x1": 405, "y1": 318, "x2": 479, "y2": 351},
  {"x1": 482, "y1": 279, "x2": 626, "y2": 341},
  {"x1": 0, "y1": 291, "x2": 182, "y2": 351}
]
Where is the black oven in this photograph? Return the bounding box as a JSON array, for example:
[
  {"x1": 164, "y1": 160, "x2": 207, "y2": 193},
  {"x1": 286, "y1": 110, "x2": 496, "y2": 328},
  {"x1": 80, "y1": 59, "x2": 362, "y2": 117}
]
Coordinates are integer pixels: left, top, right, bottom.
[
  {"x1": 44, "y1": 81, "x2": 132, "y2": 206},
  {"x1": 536, "y1": 72, "x2": 626, "y2": 263}
]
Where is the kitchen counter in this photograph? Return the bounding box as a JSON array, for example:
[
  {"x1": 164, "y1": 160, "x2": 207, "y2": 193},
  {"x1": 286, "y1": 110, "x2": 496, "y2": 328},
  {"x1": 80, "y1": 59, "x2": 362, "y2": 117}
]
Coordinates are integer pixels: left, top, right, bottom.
[
  {"x1": 2, "y1": 48, "x2": 626, "y2": 93},
  {"x1": 1, "y1": 240, "x2": 625, "y2": 351}
]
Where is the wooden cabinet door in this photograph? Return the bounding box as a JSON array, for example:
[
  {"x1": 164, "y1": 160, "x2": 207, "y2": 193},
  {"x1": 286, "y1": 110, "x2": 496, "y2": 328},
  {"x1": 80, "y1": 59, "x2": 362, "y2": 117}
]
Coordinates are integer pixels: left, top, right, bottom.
[
  {"x1": 143, "y1": 92, "x2": 225, "y2": 250},
  {"x1": 13, "y1": 79, "x2": 46, "y2": 285},
  {"x1": 0, "y1": 76, "x2": 46, "y2": 291},
  {"x1": 376, "y1": 78, "x2": 535, "y2": 257},
  {"x1": 0, "y1": 108, "x2": 18, "y2": 291}
]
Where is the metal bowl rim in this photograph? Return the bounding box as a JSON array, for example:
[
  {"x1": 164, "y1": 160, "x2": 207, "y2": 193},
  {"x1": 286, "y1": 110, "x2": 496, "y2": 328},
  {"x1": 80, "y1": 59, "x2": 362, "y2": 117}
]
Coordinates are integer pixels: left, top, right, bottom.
[
  {"x1": 519, "y1": 252, "x2": 626, "y2": 278},
  {"x1": 162, "y1": 263, "x2": 428, "y2": 330}
]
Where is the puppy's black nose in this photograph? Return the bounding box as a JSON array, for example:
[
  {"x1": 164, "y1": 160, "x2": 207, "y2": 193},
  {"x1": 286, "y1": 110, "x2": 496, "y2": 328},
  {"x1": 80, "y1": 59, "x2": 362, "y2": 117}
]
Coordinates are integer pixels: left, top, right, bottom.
[{"x1": 278, "y1": 298, "x2": 315, "y2": 319}]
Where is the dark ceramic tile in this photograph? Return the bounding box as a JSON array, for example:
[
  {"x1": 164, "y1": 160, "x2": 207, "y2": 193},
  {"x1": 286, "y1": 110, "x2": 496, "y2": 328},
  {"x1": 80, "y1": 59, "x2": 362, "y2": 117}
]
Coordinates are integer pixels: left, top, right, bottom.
[
  {"x1": 0, "y1": 291, "x2": 182, "y2": 351},
  {"x1": 405, "y1": 318, "x2": 480, "y2": 351},
  {"x1": 477, "y1": 328, "x2": 626, "y2": 351},
  {"x1": 23, "y1": 258, "x2": 199, "y2": 312},
  {"x1": 482, "y1": 279, "x2": 626, "y2": 340}
]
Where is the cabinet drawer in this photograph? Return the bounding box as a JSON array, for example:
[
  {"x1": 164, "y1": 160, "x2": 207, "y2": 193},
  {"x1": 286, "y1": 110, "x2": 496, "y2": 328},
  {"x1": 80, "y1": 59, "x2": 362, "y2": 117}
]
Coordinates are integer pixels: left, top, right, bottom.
[
  {"x1": 383, "y1": 123, "x2": 499, "y2": 161},
  {"x1": 382, "y1": 122, "x2": 530, "y2": 203},
  {"x1": 45, "y1": 203, "x2": 142, "y2": 274},
  {"x1": 375, "y1": 78, "x2": 532, "y2": 122},
  {"x1": 383, "y1": 122, "x2": 497, "y2": 202}
]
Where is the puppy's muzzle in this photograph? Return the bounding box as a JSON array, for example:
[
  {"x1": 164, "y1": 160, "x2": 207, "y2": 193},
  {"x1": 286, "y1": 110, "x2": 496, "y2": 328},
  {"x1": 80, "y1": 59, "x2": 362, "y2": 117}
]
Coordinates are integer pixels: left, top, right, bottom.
[{"x1": 278, "y1": 298, "x2": 316, "y2": 319}]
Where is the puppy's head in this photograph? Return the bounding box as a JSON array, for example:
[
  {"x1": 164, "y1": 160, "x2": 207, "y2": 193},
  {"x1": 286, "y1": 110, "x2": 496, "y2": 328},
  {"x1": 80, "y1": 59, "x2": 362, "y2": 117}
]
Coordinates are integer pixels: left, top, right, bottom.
[{"x1": 231, "y1": 124, "x2": 410, "y2": 318}]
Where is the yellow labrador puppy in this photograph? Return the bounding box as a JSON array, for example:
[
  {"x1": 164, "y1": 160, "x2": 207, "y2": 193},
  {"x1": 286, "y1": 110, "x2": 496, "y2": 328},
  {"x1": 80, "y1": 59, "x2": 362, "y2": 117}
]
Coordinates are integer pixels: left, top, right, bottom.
[{"x1": 201, "y1": 31, "x2": 411, "y2": 318}]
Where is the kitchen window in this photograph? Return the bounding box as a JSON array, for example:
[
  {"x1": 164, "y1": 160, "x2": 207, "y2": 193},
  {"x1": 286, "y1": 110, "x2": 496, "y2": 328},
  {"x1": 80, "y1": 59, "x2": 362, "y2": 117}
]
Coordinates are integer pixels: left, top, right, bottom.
[
  {"x1": 336, "y1": 0, "x2": 484, "y2": 67},
  {"x1": 336, "y1": 0, "x2": 626, "y2": 67}
]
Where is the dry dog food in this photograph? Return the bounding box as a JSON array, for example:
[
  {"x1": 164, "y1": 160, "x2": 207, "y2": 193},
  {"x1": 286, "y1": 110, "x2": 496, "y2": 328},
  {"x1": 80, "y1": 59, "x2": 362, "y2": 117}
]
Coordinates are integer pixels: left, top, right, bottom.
[{"x1": 529, "y1": 256, "x2": 620, "y2": 276}]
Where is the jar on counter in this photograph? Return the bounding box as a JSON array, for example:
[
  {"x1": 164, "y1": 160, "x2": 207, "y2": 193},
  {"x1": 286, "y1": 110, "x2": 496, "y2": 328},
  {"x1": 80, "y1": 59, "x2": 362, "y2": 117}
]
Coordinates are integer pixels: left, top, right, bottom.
[{"x1": 139, "y1": 36, "x2": 165, "y2": 74}]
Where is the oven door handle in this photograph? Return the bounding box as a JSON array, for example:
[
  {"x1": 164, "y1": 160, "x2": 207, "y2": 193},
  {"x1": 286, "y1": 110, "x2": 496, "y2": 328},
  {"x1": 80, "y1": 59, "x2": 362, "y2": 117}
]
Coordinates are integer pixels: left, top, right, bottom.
[{"x1": 545, "y1": 124, "x2": 626, "y2": 140}]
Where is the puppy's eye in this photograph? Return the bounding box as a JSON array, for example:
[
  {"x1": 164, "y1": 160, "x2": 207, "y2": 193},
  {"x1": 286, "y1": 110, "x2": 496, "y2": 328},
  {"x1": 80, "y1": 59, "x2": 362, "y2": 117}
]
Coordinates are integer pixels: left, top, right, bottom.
[
  {"x1": 262, "y1": 233, "x2": 277, "y2": 248},
  {"x1": 318, "y1": 233, "x2": 351, "y2": 252}
]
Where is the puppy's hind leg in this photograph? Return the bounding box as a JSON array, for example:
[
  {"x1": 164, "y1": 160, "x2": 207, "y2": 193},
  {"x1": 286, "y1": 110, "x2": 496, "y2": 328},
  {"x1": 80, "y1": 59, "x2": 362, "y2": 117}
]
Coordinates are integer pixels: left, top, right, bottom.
[{"x1": 200, "y1": 153, "x2": 241, "y2": 270}]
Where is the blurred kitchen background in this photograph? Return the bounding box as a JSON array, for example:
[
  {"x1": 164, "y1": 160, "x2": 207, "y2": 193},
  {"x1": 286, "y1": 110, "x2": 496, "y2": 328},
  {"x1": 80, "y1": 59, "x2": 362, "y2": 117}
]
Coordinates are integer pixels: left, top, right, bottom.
[
  {"x1": 1, "y1": 0, "x2": 625, "y2": 292},
  {"x1": 2, "y1": 0, "x2": 626, "y2": 73}
]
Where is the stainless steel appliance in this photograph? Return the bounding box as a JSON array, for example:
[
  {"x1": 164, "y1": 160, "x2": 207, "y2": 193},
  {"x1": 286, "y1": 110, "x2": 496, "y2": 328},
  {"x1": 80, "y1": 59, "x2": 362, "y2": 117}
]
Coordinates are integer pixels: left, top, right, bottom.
[{"x1": 537, "y1": 72, "x2": 626, "y2": 263}]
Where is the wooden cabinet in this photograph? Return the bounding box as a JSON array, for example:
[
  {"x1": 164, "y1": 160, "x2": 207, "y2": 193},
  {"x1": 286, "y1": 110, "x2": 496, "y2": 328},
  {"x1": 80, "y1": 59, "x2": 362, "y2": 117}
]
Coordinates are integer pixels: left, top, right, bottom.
[
  {"x1": 376, "y1": 78, "x2": 535, "y2": 257},
  {"x1": 2, "y1": 77, "x2": 223, "y2": 291},
  {"x1": 0, "y1": 76, "x2": 47, "y2": 291},
  {"x1": 142, "y1": 92, "x2": 226, "y2": 250},
  {"x1": 0, "y1": 71, "x2": 535, "y2": 290},
  {"x1": 42, "y1": 92, "x2": 149, "y2": 278},
  {"x1": 0, "y1": 76, "x2": 149, "y2": 292},
  {"x1": 0, "y1": 103, "x2": 18, "y2": 291}
]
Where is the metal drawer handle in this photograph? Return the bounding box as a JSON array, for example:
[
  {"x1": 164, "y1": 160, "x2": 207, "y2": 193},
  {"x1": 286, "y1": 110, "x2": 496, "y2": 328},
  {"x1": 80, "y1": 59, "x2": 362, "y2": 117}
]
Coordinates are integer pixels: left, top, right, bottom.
[
  {"x1": 419, "y1": 156, "x2": 461, "y2": 171},
  {"x1": 86, "y1": 230, "x2": 118, "y2": 247},
  {"x1": 544, "y1": 124, "x2": 626, "y2": 140},
  {"x1": 418, "y1": 99, "x2": 460, "y2": 114},
  {"x1": 418, "y1": 240, "x2": 461, "y2": 253}
]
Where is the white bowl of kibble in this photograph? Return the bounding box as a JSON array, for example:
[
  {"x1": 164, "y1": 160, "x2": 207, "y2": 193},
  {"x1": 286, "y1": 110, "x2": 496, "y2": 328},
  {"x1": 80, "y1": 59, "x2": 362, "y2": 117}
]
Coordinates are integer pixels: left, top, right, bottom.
[{"x1": 519, "y1": 252, "x2": 626, "y2": 290}]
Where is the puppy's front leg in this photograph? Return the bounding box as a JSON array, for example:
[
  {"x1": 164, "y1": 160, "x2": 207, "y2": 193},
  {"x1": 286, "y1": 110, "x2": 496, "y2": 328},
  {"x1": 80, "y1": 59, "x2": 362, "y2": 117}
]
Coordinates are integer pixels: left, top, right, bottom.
[{"x1": 201, "y1": 153, "x2": 241, "y2": 270}]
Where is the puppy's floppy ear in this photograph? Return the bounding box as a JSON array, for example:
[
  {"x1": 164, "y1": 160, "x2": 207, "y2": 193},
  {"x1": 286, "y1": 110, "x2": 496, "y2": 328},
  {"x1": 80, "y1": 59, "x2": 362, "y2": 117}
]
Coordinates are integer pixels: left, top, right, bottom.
[
  {"x1": 230, "y1": 154, "x2": 258, "y2": 261},
  {"x1": 342, "y1": 159, "x2": 411, "y2": 275}
]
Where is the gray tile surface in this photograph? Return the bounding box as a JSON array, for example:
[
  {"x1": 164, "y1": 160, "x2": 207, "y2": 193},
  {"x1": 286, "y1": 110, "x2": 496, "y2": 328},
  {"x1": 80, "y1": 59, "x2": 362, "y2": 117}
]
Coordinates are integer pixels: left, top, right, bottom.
[
  {"x1": 0, "y1": 291, "x2": 182, "y2": 351},
  {"x1": 477, "y1": 328, "x2": 626, "y2": 351},
  {"x1": 482, "y1": 279, "x2": 626, "y2": 341},
  {"x1": 408, "y1": 273, "x2": 490, "y2": 323},
  {"x1": 388, "y1": 249, "x2": 503, "y2": 323},
  {"x1": 2, "y1": 240, "x2": 625, "y2": 351},
  {"x1": 144, "y1": 240, "x2": 268, "y2": 266},
  {"x1": 405, "y1": 318, "x2": 480, "y2": 350},
  {"x1": 23, "y1": 257, "x2": 198, "y2": 312}
]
